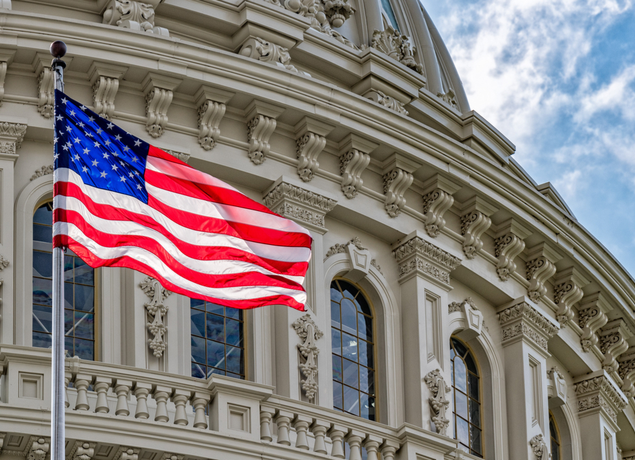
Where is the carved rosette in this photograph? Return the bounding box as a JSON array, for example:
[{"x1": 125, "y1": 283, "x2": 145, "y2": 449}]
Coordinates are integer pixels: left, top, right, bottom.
[
  {"x1": 392, "y1": 235, "x2": 461, "y2": 287},
  {"x1": 578, "y1": 293, "x2": 609, "y2": 352},
  {"x1": 340, "y1": 149, "x2": 370, "y2": 199},
  {"x1": 139, "y1": 276, "x2": 172, "y2": 358},
  {"x1": 69, "y1": 441, "x2": 96, "y2": 460},
  {"x1": 553, "y1": 268, "x2": 589, "y2": 326},
  {"x1": 296, "y1": 133, "x2": 326, "y2": 182},
  {"x1": 382, "y1": 167, "x2": 413, "y2": 217},
  {"x1": 371, "y1": 26, "x2": 423, "y2": 74},
  {"x1": 423, "y1": 369, "x2": 451, "y2": 436},
  {"x1": 102, "y1": 0, "x2": 169, "y2": 36},
  {"x1": 364, "y1": 90, "x2": 408, "y2": 115},
  {"x1": 529, "y1": 435, "x2": 548, "y2": 459},
  {"x1": 598, "y1": 320, "x2": 631, "y2": 373},
  {"x1": 292, "y1": 314, "x2": 324, "y2": 402},
  {"x1": 263, "y1": 180, "x2": 337, "y2": 233},
  {"x1": 574, "y1": 374, "x2": 627, "y2": 426},
  {"x1": 618, "y1": 350, "x2": 635, "y2": 397},
  {"x1": 497, "y1": 301, "x2": 559, "y2": 354}
]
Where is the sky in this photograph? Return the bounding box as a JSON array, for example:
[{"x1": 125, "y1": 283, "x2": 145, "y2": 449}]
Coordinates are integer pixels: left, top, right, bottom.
[{"x1": 423, "y1": 0, "x2": 635, "y2": 277}]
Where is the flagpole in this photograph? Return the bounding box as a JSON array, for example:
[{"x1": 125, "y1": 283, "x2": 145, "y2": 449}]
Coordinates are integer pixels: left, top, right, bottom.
[{"x1": 50, "y1": 40, "x2": 67, "y2": 460}]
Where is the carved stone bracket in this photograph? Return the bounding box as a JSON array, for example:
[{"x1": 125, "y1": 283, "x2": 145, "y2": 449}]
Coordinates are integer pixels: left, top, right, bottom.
[
  {"x1": 423, "y1": 369, "x2": 451, "y2": 436},
  {"x1": 245, "y1": 100, "x2": 284, "y2": 165},
  {"x1": 338, "y1": 134, "x2": 377, "y2": 199},
  {"x1": 292, "y1": 313, "x2": 323, "y2": 402},
  {"x1": 525, "y1": 242, "x2": 562, "y2": 303},
  {"x1": 139, "y1": 276, "x2": 172, "y2": 358},
  {"x1": 25, "y1": 437, "x2": 50, "y2": 460},
  {"x1": 618, "y1": 349, "x2": 635, "y2": 398},
  {"x1": 69, "y1": 441, "x2": 96, "y2": 460},
  {"x1": 460, "y1": 196, "x2": 497, "y2": 259},
  {"x1": 370, "y1": 26, "x2": 423, "y2": 74},
  {"x1": 294, "y1": 117, "x2": 335, "y2": 182},
  {"x1": 113, "y1": 447, "x2": 140, "y2": 460},
  {"x1": 142, "y1": 73, "x2": 181, "y2": 138},
  {"x1": 547, "y1": 367, "x2": 567, "y2": 407},
  {"x1": 529, "y1": 434, "x2": 548, "y2": 459},
  {"x1": 553, "y1": 267, "x2": 589, "y2": 326},
  {"x1": 88, "y1": 62, "x2": 127, "y2": 119},
  {"x1": 493, "y1": 218, "x2": 531, "y2": 281},
  {"x1": 325, "y1": 237, "x2": 381, "y2": 280},
  {"x1": 574, "y1": 372, "x2": 627, "y2": 427},
  {"x1": 598, "y1": 320, "x2": 632, "y2": 373},
  {"x1": 578, "y1": 293, "x2": 610, "y2": 352},
  {"x1": 194, "y1": 86, "x2": 233, "y2": 151},
  {"x1": 102, "y1": 0, "x2": 169, "y2": 36},
  {"x1": 381, "y1": 153, "x2": 420, "y2": 217},
  {"x1": 392, "y1": 233, "x2": 461, "y2": 288},
  {"x1": 497, "y1": 300, "x2": 559, "y2": 355},
  {"x1": 0, "y1": 121, "x2": 27, "y2": 160},
  {"x1": 421, "y1": 174, "x2": 461, "y2": 238},
  {"x1": 0, "y1": 50, "x2": 15, "y2": 107},
  {"x1": 239, "y1": 37, "x2": 309, "y2": 76},
  {"x1": 437, "y1": 89, "x2": 459, "y2": 110},
  {"x1": 364, "y1": 90, "x2": 408, "y2": 115},
  {"x1": 263, "y1": 179, "x2": 337, "y2": 234}
]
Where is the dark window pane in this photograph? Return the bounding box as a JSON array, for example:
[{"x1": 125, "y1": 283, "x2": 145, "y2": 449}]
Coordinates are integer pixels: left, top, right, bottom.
[
  {"x1": 331, "y1": 301, "x2": 341, "y2": 327},
  {"x1": 343, "y1": 385, "x2": 359, "y2": 416},
  {"x1": 359, "y1": 339, "x2": 373, "y2": 368},
  {"x1": 191, "y1": 309, "x2": 205, "y2": 337},
  {"x1": 33, "y1": 277, "x2": 53, "y2": 306},
  {"x1": 191, "y1": 298, "x2": 205, "y2": 310},
  {"x1": 341, "y1": 298, "x2": 357, "y2": 334},
  {"x1": 227, "y1": 372, "x2": 241, "y2": 379},
  {"x1": 333, "y1": 381, "x2": 343, "y2": 409},
  {"x1": 333, "y1": 355, "x2": 343, "y2": 382},
  {"x1": 74, "y1": 338, "x2": 94, "y2": 360},
  {"x1": 360, "y1": 366, "x2": 374, "y2": 395},
  {"x1": 456, "y1": 417, "x2": 469, "y2": 445},
  {"x1": 452, "y1": 338, "x2": 468, "y2": 358},
  {"x1": 454, "y1": 358, "x2": 467, "y2": 392},
  {"x1": 330, "y1": 285, "x2": 343, "y2": 303},
  {"x1": 191, "y1": 336, "x2": 205, "y2": 364},
  {"x1": 74, "y1": 285, "x2": 94, "y2": 312},
  {"x1": 74, "y1": 258, "x2": 94, "y2": 285},
  {"x1": 468, "y1": 373, "x2": 479, "y2": 399},
  {"x1": 34, "y1": 204, "x2": 53, "y2": 224},
  {"x1": 355, "y1": 294, "x2": 372, "y2": 316},
  {"x1": 225, "y1": 307, "x2": 241, "y2": 319},
  {"x1": 74, "y1": 312, "x2": 94, "y2": 339},
  {"x1": 64, "y1": 282, "x2": 73, "y2": 309},
  {"x1": 206, "y1": 314, "x2": 224, "y2": 342},
  {"x1": 33, "y1": 224, "x2": 53, "y2": 243},
  {"x1": 360, "y1": 392, "x2": 371, "y2": 419},
  {"x1": 343, "y1": 358, "x2": 359, "y2": 389},
  {"x1": 455, "y1": 390, "x2": 468, "y2": 419},
  {"x1": 342, "y1": 332, "x2": 358, "y2": 362},
  {"x1": 64, "y1": 255, "x2": 74, "y2": 281},
  {"x1": 33, "y1": 251, "x2": 52, "y2": 278},
  {"x1": 226, "y1": 346, "x2": 243, "y2": 375},
  {"x1": 206, "y1": 302, "x2": 224, "y2": 316},
  {"x1": 33, "y1": 305, "x2": 52, "y2": 333},
  {"x1": 64, "y1": 309, "x2": 73, "y2": 336},
  {"x1": 358, "y1": 313, "x2": 373, "y2": 341},
  {"x1": 225, "y1": 319, "x2": 242, "y2": 347},
  {"x1": 65, "y1": 336, "x2": 73, "y2": 355},
  {"x1": 470, "y1": 426, "x2": 482, "y2": 455},
  {"x1": 465, "y1": 353, "x2": 477, "y2": 373},
  {"x1": 332, "y1": 328, "x2": 342, "y2": 356},
  {"x1": 192, "y1": 362, "x2": 206, "y2": 379},
  {"x1": 33, "y1": 332, "x2": 52, "y2": 349},
  {"x1": 207, "y1": 340, "x2": 225, "y2": 369},
  {"x1": 367, "y1": 396, "x2": 376, "y2": 421},
  {"x1": 469, "y1": 399, "x2": 481, "y2": 427}
]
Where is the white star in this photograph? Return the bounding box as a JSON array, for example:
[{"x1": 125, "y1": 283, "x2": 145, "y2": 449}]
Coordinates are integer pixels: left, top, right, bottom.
[
  {"x1": 74, "y1": 137, "x2": 81, "y2": 144},
  {"x1": 134, "y1": 139, "x2": 141, "y2": 147},
  {"x1": 115, "y1": 134, "x2": 122, "y2": 141},
  {"x1": 136, "y1": 184, "x2": 142, "y2": 190},
  {"x1": 82, "y1": 166, "x2": 89, "y2": 173},
  {"x1": 120, "y1": 161, "x2": 126, "y2": 166},
  {"x1": 103, "y1": 152, "x2": 110, "y2": 159},
  {"x1": 78, "y1": 122, "x2": 85, "y2": 128},
  {"x1": 66, "y1": 142, "x2": 72, "y2": 148},
  {"x1": 104, "y1": 140, "x2": 111, "y2": 146},
  {"x1": 69, "y1": 110, "x2": 76, "y2": 116},
  {"x1": 100, "y1": 171, "x2": 107, "y2": 178},
  {"x1": 80, "y1": 105, "x2": 87, "y2": 111},
  {"x1": 96, "y1": 128, "x2": 103, "y2": 134},
  {"x1": 112, "y1": 164, "x2": 118, "y2": 171},
  {"x1": 123, "y1": 146, "x2": 130, "y2": 152},
  {"x1": 135, "y1": 170, "x2": 140, "y2": 175},
  {"x1": 92, "y1": 159, "x2": 99, "y2": 167},
  {"x1": 54, "y1": 153, "x2": 59, "y2": 160},
  {"x1": 74, "y1": 154, "x2": 80, "y2": 161},
  {"x1": 83, "y1": 148, "x2": 90, "y2": 154},
  {"x1": 107, "y1": 122, "x2": 114, "y2": 130},
  {"x1": 112, "y1": 151, "x2": 119, "y2": 157},
  {"x1": 85, "y1": 132, "x2": 93, "y2": 138},
  {"x1": 131, "y1": 156, "x2": 138, "y2": 163},
  {"x1": 56, "y1": 115, "x2": 63, "y2": 121},
  {"x1": 94, "y1": 141, "x2": 100, "y2": 148},
  {"x1": 62, "y1": 145, "x2": 69, "y2": 151},
  {"x1": 66, "y1": 126, "x2": 72, "y2": 132},
  {"x1": 61, "y1": 97, "x2": 68, "y2": 104},
  {"x1": 129, "y1": 172, "x2": 134, "y2": 178},
  {"x1": 54, "y1": 137, "x2": 58, "y2": 144},
  {"x1": 89, "y1": 116, "x2": 95, "y2": 122},
  {"x1": 120, "y1": 176, "x2": 127, "y2": 182}
]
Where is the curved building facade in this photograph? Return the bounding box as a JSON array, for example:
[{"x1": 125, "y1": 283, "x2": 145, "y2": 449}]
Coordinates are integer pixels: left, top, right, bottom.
[{"x1": 0, "y1": 1, "x2": 634, "y2": 459}]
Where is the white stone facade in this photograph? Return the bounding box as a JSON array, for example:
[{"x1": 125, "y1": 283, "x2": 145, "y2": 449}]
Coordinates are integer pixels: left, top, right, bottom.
[{"x1": 0, "y1": 1, "x2": 634, "y2": 460}]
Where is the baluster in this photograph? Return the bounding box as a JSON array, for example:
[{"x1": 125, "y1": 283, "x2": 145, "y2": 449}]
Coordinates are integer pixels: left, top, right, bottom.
[
  {"x1": 311, "y1": 420, "x2": 330, "y2": 454},
  {"x1": 133, "y1": 383, "x2": 152, "y2": 419},
  {"x1": 364, "y1": 436, "x2": 382, "y2": 460},
  {"x1": 345, "y1": 430, "x2": 364, "y2": 460},
  {"x1": 153, "y1": 385, "x2": 172, "y2": 422},
  {"x1": 379, "y1": 440, "x2": 399, "y2": 460},
  {"x1": 114, "y1": 379, "x2": 132, "y2": 416},
  {"x1": 172, "y1": 390, "x2": 191, "y2": 426},
  {"x1": 328, "y1": 425, "x2": 347, "y2": 459},
  {"x1": 74, "y1": 374, "x2": 92, "y2": 411},
  {"x1": 293, "y1": 415, "x2": 312, "y2": 450},
  {"x1": 94, "y1": 377, "x2": 112, "y2": 413},
  {"x1": 274, "y1": 410, "x2": 294, "y2": 446},
  {"x1": 260, "y1": 405, "x2": 275, "y2": 441},
  {"x1": 64, "y1": 372, "x2": 71, "y2": 408},
  {"x1": 191, "y1": 393, "x2": 210, "y2": 429}
]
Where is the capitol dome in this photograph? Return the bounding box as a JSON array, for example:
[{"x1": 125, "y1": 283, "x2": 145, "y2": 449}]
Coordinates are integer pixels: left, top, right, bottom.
[{"x1": 0, "y1": 1, "x2": 634, "y2": 460}]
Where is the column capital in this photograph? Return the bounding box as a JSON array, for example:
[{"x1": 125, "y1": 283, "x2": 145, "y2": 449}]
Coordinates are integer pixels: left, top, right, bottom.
[
  {"x1": 263, "y1": 178, "x2": 337, "y2": 234},
  {"x1": 497, "y1": 298, "x2": 559, "y2": 356},
  {"x1": 573, "y1": 371, "x2": 627, "y2": 430},
  {"x1": 0, "y1": 120, "x2": 27, "y2": 161},
  {"x1": 391, "y1": 231, "x2": 461, "y2": 288}
]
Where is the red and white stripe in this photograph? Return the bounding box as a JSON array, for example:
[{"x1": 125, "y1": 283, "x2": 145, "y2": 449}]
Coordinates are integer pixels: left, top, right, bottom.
[{"x1": 53, "y1": 147, "x2": 312, "y2": 310}]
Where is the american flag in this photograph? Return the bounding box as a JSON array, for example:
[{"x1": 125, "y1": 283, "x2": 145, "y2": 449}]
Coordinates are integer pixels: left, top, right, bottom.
[{"x1": 53, "y1": 90, "x2": 311, "y2": 310}]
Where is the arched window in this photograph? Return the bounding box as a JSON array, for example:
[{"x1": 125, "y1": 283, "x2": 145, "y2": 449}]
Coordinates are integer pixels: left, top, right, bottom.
[
  {"x1": 451, "y1": 337, "x2": 482, "y2": 457},
  {"x1": 550, "y1": 412, "x2": 561, "y2": 460},
  {"x1": 32, "y1": 202, "x2": 96, "y2": 360},
  {"x1": 331, "y1": 279, "x2": 376, "y2": 420},
  {"x1": 190, "y1": 299, "x2": 244, "y2": 379},
  {"x1": 380, "y1": 0, "x2": 399, "y2": 30}
]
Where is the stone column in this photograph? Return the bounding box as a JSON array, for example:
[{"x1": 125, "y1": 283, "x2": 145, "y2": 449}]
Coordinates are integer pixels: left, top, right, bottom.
[
  {"x1": 497, "y1": 298, "x2": 559, "y2": 460},
  {"x1": 0, "y1": 120, "x2": 27, "y2": 344},
  {"x1": 262, "y1": 178, "x2": 336, "y2": 405},
  {"x1": 392, "y1": 230, "x2": 461, "y2": 431},
  {"x1": 573, "y1": 372, "x2": 627, "y2": 460}
]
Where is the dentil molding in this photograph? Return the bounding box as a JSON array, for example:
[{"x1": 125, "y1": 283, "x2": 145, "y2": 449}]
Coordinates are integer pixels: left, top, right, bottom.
[
  {"x1": 139, "y1": 276, "x2": 172, "y2": 358},
  {"x1": 292, "y1": 313, "x2": 323, "y2": 402},
  {"x1": 421, "y1": 174, "x2": 461, "y2": 238},
  {"x1": 497, "y1": 300, "x2": 559, "y2": 354},
  {"x1": 493, "y1": 218, "x2": 531, "y2": 281}
]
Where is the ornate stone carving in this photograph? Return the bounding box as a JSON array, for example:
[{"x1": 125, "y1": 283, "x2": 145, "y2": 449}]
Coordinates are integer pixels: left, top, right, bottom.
[
  {"x1": 26, "y1": 437, "x2": 49, "y2": 460},
  {"x1": 88, "y1": 63, "x2": 127, "y2": 120},
  {"x1": 529, "y1": 435, "x2": 548, "y2": 459},
  {"x1": 0, "y1": 121, "x2": 27, "y2": 155},
  {"x1": 239, "y1": 37, "x2": 309, "y2": 76},
  {"x1": 547, "y1": 367, "x2": 567, "y2": 406},
  {"x1": 339, "y1": 149, "x2": 370, "y2": 199},
  {"x1": 370, "y1": 26, "x2": 423, "y2": 74},
  {"x1": 37, "y1": 67, "x2": 54, "y2": 118},
  {"x1": 165, "y1": 150, "x2": 190, "y2": 163},
  {"x1": 69, "y1": 441, "x2": 96, "y2": 460},
  {"x1": 392, "y1": 234, "x2": 461, "y2": 286},
  {"x1": 263, "y1": 180, "x2": 336, "y2": 232},
  {"x1": 598, "y1": 320, "x2": 631, "y2": 373},
  {"x1": 382, "y1": 168, "x2": 413, "y2": 217},
  {"x1": 102, "y1": 0, "x2": 169, "y2": 36},
  {"x1": 323, "y1": 0, "x2": 354, "y2": 27},
  {"x1": 0, "y1": 255, "x2": 9, "y2": 271},
  {"x1": 525, "y1": 243, "x2": 561, "y2": 303},
  {"x1": 325, "y1": 237, "x2": 381, "y2": 276},
  {"x1": 0, "y1": 60, "x2": 7, "y2": 106},
  {"x1": 437, "y1": 89, "x2": 459, "y2": 110},
  {"x1": 142, "y1": 74, "x2": 181, "y2": 138},
  {"x1": 194, "y1": 86, "x2": 233, "y2": 152},
  {"x1": 423, "y1": 369, "x2": 451, "y2": 436},
  {"x1": 139, "y1": 276, "x2": 172, "y2": 358},
  {"x1": 459, "y1": 197, "x2": 497, "y2": 259},
  {"x1": 578, "y1": 293, "x2": 609, "y2": 352},
  {"x1": 292, "y1": 314, "x2": 323, "y2": 402},
  {"x1": 498, "y1": 301, "x2": 559, "y2": 353},
  {"x1": 247, "y1": 115, "x2": 276, "y2": 165},
  {"x1": 113, "y1": 447, "x2": 140, "y2": 460},
  {"x1": 553, "y1": 267, "x2": 589, "y2": 326},
  {"x1": 494, "y1": 219, "x2": 531, "y2": 281},
  {"x1": 421, "y1": 175, "x2": 461, "y2": 238},
  {"x1": 364, "y1": 90, "x2": 408, "y2": 115},
  {"x1": 574, "y1": 373, "x2": 627, "y2": 425},
  {"x1": 618, "y1": 350, "x2": 635, "y2": 398},
  {"x1": 296, "y1": 133, "x2": 326, "y2": 182},
  {"x1": 30, "y1": 165, "x2": 54, "y2": 181}
]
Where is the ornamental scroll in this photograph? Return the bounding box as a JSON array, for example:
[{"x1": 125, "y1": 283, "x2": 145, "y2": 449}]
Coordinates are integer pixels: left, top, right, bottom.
[
  {"x1": 139, "y1": 276, "x2": 172, "y2": 358},
  {"x1": 292, "y1": 314, "x2": 323, "y2": 402}
]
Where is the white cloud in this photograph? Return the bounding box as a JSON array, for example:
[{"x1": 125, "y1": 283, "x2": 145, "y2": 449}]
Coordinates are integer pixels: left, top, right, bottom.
[{"x1": 553, "y1": 169, "x2": 583, "y2": 201}]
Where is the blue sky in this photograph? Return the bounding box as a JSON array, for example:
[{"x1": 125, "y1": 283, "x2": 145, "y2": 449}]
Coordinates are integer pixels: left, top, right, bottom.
[{"x1": 424, "y1": 0, "x2": 635, "y2": 276}]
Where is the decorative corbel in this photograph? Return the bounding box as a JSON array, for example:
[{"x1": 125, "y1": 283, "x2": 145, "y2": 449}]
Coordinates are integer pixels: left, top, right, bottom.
[
  {"x1": 459, "y1": 196, "x2": 497, "y2": 259},
  {"x1": 245, "y1": 100, "x2": 284, "y2": 165},
  {"x1": 423, "y1": 369, "x2": 451, "y2": 436},
  {"x1": 113, "y1": 447, "x2": 140, "y2": 460},
  {"x1": 529, "y1": 434, "x2": 549, "y2": 459},
  {"x1": 618, "y1": 349, "x2": 635, "y2": 398},
  {"x1": 194, "y1": 86, "x2": 233, "y2": 151},
  {"x1": 380, "y1": 153, "x2": 420, "y2": 217},
  {"x1": 338, "y1": 134, "x2": 377, "y2": 199},
  {"x1": 493, "y1": 218, "x2": 531, "y2": 281},
  {"x1": 525, "y1": 242, "x2": 562, "y2": 303},
  {"x1": 25, "y1": 437, "x2": 50, "y2": 460},
  {"x1": 421, "y1": 174, "x2": 461, "y2": 238},
  {"x1": 69, "y1": 441, "x2": 96, "y2": 460},
  {"x1": 102, "y1": 0, "x2": 169, "y2": 36},
  {"x1": 553, "y1": 267, "x2": 589, "y2": 326},
  {"x1": 0, "y1": 50, "x2": 15, "y2": 106},
  {"x1": 294, "y1": 117, "x2": 335, "y2": 182},
  {"x1": 291, "y1": 314, "x2": 323, "y2": 402},
  {"x1": 578, "y1": 293, "x2": 610, "y2": 352},
  {"x1": 33, "y1": 53, "x2": 73, "y2": 119},
  {"x1": 139, "y1": 276, "x2": 172, "y2": 358},
  {"x1": 547, "y1": 367, "x2": 567, "y2": 407},
  {"x1": 88, "y1": 62, "x2": 127, "y2": 119},
  {"x1": 323, "y1": 0, "x2": 354, "y2": 28},
  {"x1": 598, "y1": 319, "x2": 632, "y2": 373},
  {"x1": 239, "y1": 37, "x2": 309, "y2": 76},
  {"x1": 142, "y1": 73, "x2": 181, "y2": 138}
]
